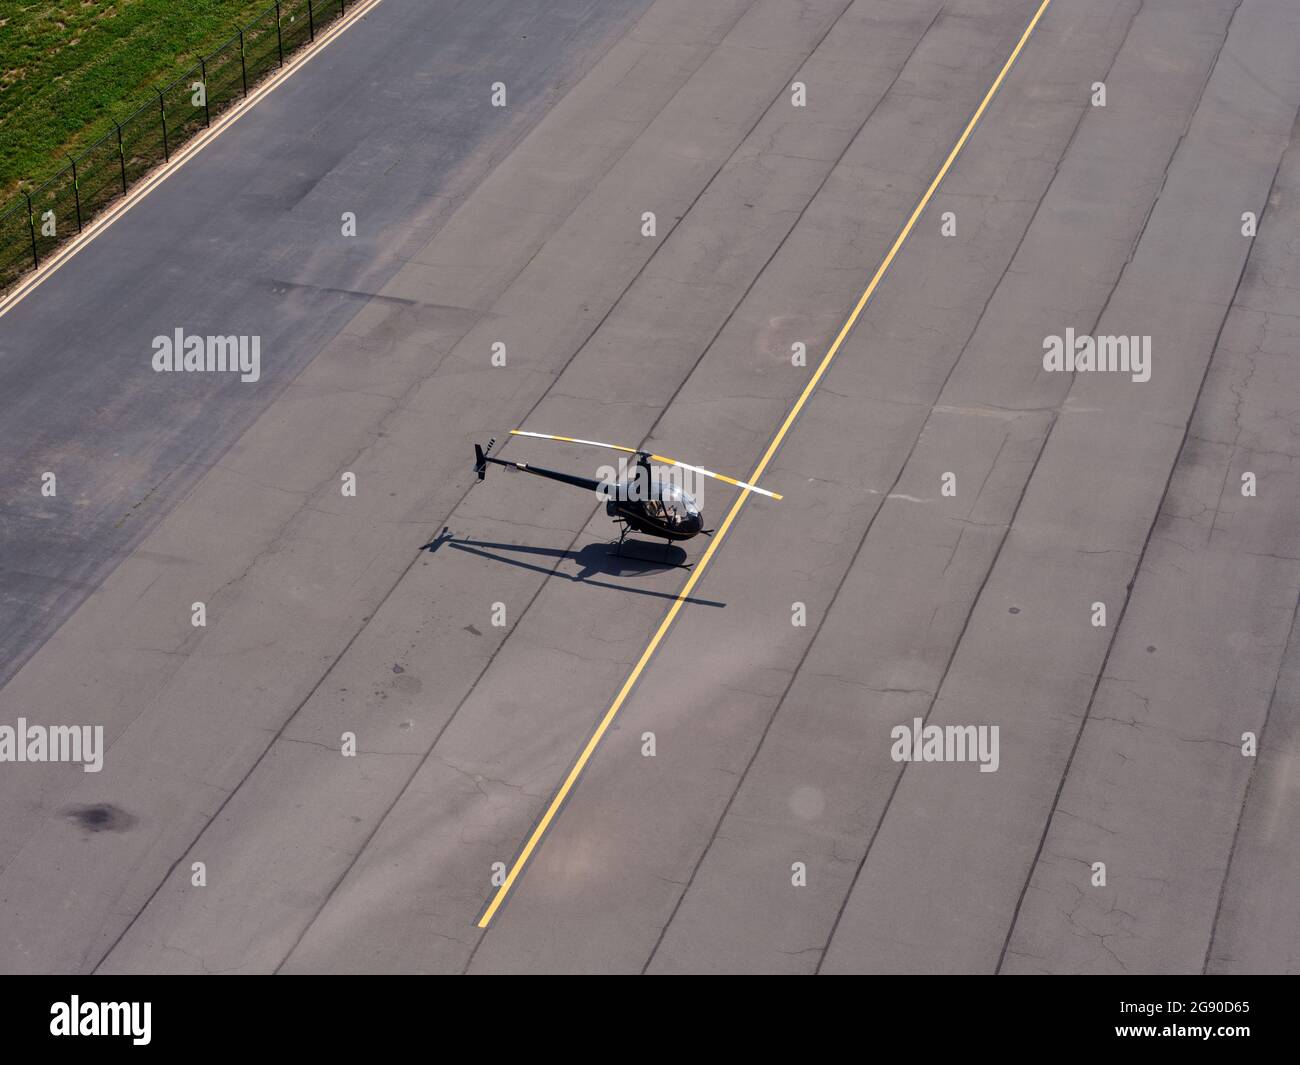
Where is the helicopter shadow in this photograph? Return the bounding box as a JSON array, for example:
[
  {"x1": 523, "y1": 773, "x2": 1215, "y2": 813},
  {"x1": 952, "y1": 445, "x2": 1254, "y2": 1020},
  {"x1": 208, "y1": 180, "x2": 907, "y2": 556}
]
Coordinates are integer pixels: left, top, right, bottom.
[{"x1": 421, "y1": 529, "x2": 726, "y2": 609}]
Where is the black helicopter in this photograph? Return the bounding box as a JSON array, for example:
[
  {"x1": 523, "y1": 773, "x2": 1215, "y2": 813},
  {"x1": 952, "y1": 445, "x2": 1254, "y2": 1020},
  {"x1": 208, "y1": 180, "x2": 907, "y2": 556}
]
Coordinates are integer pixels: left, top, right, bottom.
[{"x1": 473, "y1": 430, "x2": 782, "y2": 551}]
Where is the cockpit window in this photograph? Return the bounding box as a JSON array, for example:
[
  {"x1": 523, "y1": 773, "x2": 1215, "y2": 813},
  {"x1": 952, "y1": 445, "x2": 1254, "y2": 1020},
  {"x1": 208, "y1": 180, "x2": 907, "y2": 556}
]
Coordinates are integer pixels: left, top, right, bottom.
[
  {"x1": 617, "y1": 474, "x2": 700, "y2": 525},
  {"x1": 656, "y1": 483, "x2": 700, "y2": 523}
]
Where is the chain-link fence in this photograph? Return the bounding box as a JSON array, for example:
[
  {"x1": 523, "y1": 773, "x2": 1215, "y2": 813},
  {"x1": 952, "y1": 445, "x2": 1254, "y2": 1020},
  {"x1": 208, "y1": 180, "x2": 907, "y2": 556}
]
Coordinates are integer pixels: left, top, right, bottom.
[{"x1": 0, "y1": 0, "x2": 354, "y2": 296}]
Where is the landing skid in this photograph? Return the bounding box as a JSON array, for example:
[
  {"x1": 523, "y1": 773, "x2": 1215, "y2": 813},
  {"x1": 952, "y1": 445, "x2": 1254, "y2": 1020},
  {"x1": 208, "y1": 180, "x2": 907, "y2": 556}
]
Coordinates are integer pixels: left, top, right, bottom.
[{"x1": 608, "y1": 523, "x2": 692, "y2": 569}]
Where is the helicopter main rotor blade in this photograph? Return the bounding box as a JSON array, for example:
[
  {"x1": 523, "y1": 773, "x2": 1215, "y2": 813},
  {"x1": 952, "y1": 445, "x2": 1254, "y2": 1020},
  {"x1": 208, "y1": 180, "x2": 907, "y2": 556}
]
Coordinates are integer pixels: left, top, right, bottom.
[
  {"x1": 647, "y1": 456, "x2": 783, "y2": 500},
  {"x1": 509, "y1": 429, "x2": 639, "y2": 455},
  {"x1": 508, "y1": 429, "x2": 783, "y2": 500}
]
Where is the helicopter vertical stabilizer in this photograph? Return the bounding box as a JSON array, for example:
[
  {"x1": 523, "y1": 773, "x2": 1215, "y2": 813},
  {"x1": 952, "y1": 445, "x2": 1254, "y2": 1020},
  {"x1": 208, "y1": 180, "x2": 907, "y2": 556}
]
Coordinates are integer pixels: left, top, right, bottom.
[{"x1": 473, "y1": 438, "x2": 496, "y2": 481}]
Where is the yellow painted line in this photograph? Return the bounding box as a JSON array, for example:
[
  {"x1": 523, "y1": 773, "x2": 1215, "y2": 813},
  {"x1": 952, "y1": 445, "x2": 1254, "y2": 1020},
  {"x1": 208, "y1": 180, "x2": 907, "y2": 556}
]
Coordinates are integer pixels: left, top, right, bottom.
[
  {"x1": 477, "y1": 0, "x2": 1053, "y2": 929},
  {"x1": 0, "y1": 0, "x2": 386, "y2": 320}
]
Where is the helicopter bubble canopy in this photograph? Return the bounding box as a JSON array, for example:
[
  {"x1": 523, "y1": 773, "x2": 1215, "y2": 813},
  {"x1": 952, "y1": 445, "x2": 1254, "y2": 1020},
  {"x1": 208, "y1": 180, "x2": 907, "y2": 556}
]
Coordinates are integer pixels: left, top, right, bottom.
[
  {"x1": 636, "y1": 478, "x2": 700, "y2": 517},
  {"x1": 659, "y1": 482, "x2": 701, "y2": 524},
  {"x1": 607, "y1": 464, "x2": 700, "y2": 510}
]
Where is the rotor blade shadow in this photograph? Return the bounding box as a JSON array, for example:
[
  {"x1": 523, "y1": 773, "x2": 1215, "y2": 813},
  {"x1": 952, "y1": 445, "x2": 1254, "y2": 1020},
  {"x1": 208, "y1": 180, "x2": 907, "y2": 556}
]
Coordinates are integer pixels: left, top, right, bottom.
[{"x1": 437, "y1": 537, "x2": 726, "y2": 609}]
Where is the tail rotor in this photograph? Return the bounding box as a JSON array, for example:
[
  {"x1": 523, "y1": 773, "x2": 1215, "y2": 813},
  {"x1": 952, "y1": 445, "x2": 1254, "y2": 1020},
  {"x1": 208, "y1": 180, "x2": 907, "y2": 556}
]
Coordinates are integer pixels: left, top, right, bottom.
[{"x1": 473, "y1": 437, "x2": 497, "y2": 481}]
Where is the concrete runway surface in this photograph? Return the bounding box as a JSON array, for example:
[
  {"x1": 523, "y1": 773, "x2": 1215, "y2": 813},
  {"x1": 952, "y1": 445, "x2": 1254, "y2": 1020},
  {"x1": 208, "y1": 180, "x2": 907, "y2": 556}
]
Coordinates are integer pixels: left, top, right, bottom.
[{"x1": 0, "y1": 0, "x2": 1297, "y2": 974}]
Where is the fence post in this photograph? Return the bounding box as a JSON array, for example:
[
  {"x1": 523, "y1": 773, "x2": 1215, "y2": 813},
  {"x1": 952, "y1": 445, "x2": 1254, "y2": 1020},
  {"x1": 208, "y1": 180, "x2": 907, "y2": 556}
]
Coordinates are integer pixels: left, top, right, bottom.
[
  {"x1": 158, "y1": 89, "x2": 170, "y2": 162},
  {"x1": 238, "y1": 29, "x2": 248, "y2": 97},
  {"x1": 275, "y1": 3, "x2": 284, "y2": 67},
  {"x1": 25, "y1": 192, "x2": 38, "y2": 268},
  {"x1": 200, "y1": 58, "x2": 212, "y2": 126},
  {"x1": 115, "y1": 121, "x2": 128, "y2": 195},
  {"x1": 308, "y1": 0, "x2": 315, "y2": 42},
  {"x1": 68, "y1": 155, "x2": 83, "y2": 232}
]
